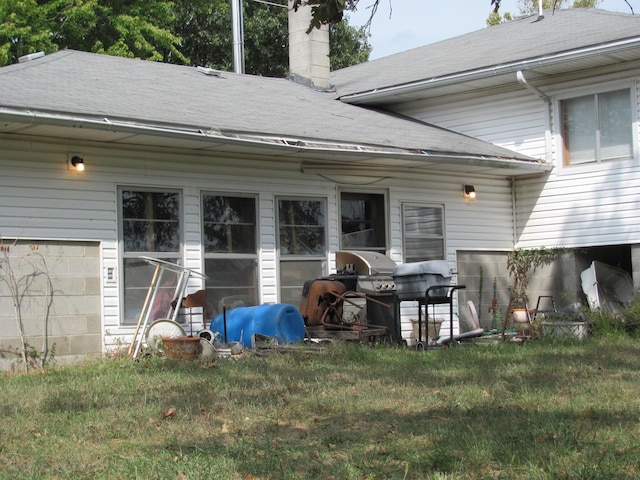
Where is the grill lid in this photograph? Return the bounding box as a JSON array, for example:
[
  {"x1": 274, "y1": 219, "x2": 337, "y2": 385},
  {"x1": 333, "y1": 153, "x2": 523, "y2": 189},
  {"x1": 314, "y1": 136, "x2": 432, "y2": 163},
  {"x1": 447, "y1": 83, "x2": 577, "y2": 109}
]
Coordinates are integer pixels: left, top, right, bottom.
[{"x1": 336, "y1": 250, "x2": 397, "y2": 276}]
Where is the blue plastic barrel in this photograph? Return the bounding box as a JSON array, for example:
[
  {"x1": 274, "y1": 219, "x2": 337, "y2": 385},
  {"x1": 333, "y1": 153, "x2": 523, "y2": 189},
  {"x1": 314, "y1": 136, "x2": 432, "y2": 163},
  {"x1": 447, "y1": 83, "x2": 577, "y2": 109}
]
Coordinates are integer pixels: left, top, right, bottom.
[{"x1": 210, "y1": 303, "x2": 305, "y2": 347}]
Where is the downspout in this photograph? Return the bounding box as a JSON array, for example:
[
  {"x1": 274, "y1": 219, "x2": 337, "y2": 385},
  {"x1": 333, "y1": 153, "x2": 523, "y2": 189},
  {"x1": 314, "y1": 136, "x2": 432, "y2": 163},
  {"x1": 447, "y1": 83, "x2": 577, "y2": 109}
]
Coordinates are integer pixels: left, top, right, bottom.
[
  {"x1": 516, "y1": 69, "x2": 553, "y2": 163},
  {"x1": 516, "y1": 70, "x2": 549, "y2": 103},
  {"x1": 513, "y1": 70, "x2": 551, "y2": 248},
  {"x1": 511, "y1": 177, "x2": 518, "y2": 247}
]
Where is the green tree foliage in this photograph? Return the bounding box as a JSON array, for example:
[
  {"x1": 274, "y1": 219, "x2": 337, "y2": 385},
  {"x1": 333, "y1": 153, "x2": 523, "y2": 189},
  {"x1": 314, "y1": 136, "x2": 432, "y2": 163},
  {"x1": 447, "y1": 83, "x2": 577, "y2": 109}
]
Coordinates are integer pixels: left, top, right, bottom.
[
  {"x1": 1, "y1": 0, "x2": 370, "y2": 75},
  {"x1": 173, "y1": 0, "x2": 290, "y2": 76},
  {"x1": 330, "y1": 15, "x2": 370, "y2": 70},
  {"x1": 291, "y1": 0, "x2": 359, "y2": 31},
  {"x1": 0, "y1": 0, "x2": 186, "y2": 66},
  {"x1": 172, "y1": 0, "x2": 370, "y2": 76},
  {"x1": 0, "y1": 0, "x2": 57, "y2": 65}
]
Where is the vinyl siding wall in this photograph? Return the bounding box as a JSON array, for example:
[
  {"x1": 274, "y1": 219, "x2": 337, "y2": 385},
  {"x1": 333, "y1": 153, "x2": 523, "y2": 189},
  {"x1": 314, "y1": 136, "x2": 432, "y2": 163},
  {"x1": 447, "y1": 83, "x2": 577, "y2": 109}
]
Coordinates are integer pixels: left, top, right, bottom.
[
  {"x1": 0, "y1": 137, "x2": 516, "y2": 349},
  {"x1": 393, "y1": 67, "x2": 640, "y2": 251}
]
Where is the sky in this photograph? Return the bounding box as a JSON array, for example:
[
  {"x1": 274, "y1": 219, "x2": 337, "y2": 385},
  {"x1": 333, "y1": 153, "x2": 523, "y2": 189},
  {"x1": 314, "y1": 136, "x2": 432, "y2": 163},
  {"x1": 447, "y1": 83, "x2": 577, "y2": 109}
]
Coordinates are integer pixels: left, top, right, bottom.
[{"x1": 346, "y1": 0, "x2": 639, "y2": 60}]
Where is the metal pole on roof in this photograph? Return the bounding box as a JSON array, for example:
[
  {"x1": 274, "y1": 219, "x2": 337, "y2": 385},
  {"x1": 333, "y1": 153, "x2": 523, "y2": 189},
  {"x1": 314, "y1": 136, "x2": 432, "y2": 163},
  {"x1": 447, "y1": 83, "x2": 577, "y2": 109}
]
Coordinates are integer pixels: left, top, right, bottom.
[{"x1": 231, "y1": 0, "x2": 245, "y2": 74}]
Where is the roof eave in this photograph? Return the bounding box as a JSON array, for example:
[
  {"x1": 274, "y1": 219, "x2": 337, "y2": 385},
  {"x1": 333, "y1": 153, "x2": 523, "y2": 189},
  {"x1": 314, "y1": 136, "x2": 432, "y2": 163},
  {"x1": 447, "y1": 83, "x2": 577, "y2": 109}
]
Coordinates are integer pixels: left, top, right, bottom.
[
  {"x1": 339, "y1": 37, "x2": 640, "y2": 105},
  {"x1": 0, "y1": 108, "x2": 551, "y2": 175}
]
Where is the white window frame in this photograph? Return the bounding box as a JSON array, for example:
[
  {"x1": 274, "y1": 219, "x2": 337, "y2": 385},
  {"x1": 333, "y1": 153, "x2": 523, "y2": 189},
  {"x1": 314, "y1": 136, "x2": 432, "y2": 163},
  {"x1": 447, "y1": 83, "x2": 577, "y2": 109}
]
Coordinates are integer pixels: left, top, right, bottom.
[
  {"x1": 554, "y1": 81, "x2": 638, "y2": 172},
  {"x1": 118, "y1": 186, "x2": 183, "y2": 326},
  {"x1": 276, "y1": 196, "x2": 328, "y2": 305},
  {"x1": 338, "y1": 189, "x2": 389, "y2": 254},
  {"x1": 201, "y1": 191, "x2": 259, "y2": 311},
  {"x1": 401, "y1": 203, "x2": 446, "y2": 263}
]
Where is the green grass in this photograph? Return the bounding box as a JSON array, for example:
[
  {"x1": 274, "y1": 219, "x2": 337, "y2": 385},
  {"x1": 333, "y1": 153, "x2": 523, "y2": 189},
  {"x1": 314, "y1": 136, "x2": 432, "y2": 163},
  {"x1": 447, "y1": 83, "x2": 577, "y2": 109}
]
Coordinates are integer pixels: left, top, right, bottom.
[{"x1": 1, "y1": 337, "x2": 640, "y2": 479}]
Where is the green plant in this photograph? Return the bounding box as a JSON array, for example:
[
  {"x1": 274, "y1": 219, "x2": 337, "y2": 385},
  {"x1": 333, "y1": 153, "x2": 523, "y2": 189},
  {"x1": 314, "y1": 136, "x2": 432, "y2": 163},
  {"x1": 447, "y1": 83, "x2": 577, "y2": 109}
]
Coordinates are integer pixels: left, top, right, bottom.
[
  {"x1": 506, "y1": 247, "x2": 565, "y2": 303},
  {"x1": 586, "y1": 297, "x2": 640, "y2": 338}
]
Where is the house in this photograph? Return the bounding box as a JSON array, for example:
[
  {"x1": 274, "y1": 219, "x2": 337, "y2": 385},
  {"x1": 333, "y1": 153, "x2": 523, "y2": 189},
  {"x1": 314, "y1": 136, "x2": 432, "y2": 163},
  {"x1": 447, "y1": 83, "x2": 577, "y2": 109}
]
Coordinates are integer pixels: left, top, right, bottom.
[
  {"x1": 330, "y1": 7, "x2": 640, "y2": 316},
  {"x1": 0, "y1": 8, "x2": 638, "y2": 366}
]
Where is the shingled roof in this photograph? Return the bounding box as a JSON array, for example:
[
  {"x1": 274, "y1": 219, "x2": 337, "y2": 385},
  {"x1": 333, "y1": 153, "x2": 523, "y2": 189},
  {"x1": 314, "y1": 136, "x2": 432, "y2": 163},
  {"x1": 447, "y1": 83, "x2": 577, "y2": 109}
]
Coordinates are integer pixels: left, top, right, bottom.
[
  {"x1": 332, "y1": 8, "x2": 640, "y2": 102},
  {"x1": 0, "y1": 49, "x2": 549, "y2": 175}
]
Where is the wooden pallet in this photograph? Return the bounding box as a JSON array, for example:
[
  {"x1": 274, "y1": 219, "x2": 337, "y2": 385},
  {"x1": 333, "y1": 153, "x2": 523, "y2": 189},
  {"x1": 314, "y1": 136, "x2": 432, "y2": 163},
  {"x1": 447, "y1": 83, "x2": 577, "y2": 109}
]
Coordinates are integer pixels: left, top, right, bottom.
[{"x1": 305, "y1": 325, "x2": 389, "y2": 342}]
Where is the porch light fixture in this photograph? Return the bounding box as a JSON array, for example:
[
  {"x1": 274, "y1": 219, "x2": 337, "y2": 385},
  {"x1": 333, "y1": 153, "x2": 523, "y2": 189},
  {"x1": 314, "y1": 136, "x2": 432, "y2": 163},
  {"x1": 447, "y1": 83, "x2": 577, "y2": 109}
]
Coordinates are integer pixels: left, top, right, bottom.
[
  {"x1": 70, "y1": 155, "x2": 85, "y2": 172},
  {"x1": 463, "y1": 184, "x2": 476, "y2": 200}
]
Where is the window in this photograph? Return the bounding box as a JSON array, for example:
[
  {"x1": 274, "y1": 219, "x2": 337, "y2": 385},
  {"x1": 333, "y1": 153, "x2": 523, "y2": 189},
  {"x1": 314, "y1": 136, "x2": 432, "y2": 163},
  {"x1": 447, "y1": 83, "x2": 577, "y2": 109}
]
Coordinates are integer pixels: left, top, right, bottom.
[
  {"x1": 340, "y1": 192, "x2": 386, "y2": 253},
  {"x1": 402, "y1": 204, "x2": 445, "y2": 263},
  {"x1": 202, "y1": 194, "x2": 258, "y2": 313},
  {"x1": 561, "y1": 88, "x2": 633, "y2": 166},
  {"x1": 277, "y1": 197, "x2": 326, "y2": 305},
  {"x1": 120, "y1": 189, "x2": 182, "y2": 325}
]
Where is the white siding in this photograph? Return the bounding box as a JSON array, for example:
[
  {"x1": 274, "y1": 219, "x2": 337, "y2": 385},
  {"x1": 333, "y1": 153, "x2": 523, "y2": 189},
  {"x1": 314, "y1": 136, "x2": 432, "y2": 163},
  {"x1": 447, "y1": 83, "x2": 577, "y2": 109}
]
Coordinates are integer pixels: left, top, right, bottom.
[
  {"x1": 393, "y1": 68, "x2": 640, "y2": 252},
  {"x1": 394, "y1": 90, "x2": 549, "y2": 160},
  {"x1": 515, "y1": 74, "x2": 640, "y2": 249},
  {"x1": 387, "y1": 173, "x2": 514, "y2": 340},
  {"x1": 1, "y1": 138, "x2": 516, "y2": 347}
]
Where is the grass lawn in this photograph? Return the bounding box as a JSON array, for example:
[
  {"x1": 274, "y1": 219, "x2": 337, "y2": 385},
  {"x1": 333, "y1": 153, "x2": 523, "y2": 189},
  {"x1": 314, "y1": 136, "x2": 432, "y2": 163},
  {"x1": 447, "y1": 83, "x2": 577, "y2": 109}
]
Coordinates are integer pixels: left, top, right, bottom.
[{"x1": 1, "y1": 336, "x2": 639, "y2": 479}]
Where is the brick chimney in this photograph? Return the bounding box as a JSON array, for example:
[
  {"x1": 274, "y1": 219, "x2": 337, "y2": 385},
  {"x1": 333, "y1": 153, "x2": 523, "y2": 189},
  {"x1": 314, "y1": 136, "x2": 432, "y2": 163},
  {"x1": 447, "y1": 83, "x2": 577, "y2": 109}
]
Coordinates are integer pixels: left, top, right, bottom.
[{"x1": 288, "y1": 1, "x2": 330, "y2": 89}]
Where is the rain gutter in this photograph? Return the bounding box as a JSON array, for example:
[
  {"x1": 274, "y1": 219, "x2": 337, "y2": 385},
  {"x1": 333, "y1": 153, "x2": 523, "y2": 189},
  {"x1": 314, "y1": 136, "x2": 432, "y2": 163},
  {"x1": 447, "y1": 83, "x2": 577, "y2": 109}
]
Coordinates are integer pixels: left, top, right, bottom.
[
  {"x1": 0, "y1": 108, "x2": 552, "y2": 173},
  {"x1": 339, "y1": 38, "x2": 640, "y2": 104}
]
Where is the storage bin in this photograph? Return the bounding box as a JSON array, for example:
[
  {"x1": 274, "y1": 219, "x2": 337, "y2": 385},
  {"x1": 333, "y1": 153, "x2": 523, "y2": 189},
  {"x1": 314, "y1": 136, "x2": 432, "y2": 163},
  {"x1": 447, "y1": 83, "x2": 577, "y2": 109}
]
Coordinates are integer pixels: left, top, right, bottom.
[
  {"x1": 410, "y1": 317, "x2": 443, "y2": 343},
  {"x1": 392, "y1": 260, "x2": 452, "y2": 300},
  {"x1": 541, "y1": 321, "x2": 588, "y2": 340}
]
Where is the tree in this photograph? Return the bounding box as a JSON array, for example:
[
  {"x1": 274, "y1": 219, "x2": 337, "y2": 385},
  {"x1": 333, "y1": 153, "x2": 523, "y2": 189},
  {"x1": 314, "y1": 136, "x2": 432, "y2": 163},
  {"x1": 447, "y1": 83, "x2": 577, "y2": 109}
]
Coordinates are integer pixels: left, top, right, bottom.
[
  {"x1": 0, "y1": 0, "x2": 58, "y2": 65},
  {"x1": 1, "y1": 0, "x2": 370, "y2": 75},
  {"x1": 330, "y1": 15, "x2": 371, "y2": 70},
  {"x1": 174, "y1": 0, "x2": 369, "y2": 76},
  {"x1": 0, "y1": 0, "x2": 186, "y2": 66},
  {"x1": 293, "y1": 0, "x2": 505, "y2": 32}
]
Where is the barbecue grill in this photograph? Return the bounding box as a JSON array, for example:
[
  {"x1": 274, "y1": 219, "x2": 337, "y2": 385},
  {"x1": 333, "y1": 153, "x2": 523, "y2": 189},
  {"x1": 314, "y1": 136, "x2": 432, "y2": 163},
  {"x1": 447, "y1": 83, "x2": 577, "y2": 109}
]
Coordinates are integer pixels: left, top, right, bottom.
[
  {"x1": 335, "y1": 250, "x2": 397, "y2": 293},
  {"x1": 329, "y1": 250, "x2": 401, "y2": 343}
]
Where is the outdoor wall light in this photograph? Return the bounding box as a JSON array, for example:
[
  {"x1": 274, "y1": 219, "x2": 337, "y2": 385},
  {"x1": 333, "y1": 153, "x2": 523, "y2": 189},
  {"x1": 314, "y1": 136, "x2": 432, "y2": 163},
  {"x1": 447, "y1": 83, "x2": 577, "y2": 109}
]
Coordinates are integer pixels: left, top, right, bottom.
[
  {"x1": 463, "y1": 184, "x2": 476, "y2": 200},
  {"x1": 70, "y1": 155, "x2": 85, "y2": 172}
]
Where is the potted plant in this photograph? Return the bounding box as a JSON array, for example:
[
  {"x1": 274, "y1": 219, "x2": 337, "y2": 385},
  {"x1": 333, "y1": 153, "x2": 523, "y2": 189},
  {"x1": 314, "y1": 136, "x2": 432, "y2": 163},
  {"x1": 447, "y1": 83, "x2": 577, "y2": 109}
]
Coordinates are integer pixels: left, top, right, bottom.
[{"x1": 506, "y1": 247, "x2": 565, "y2": 324}]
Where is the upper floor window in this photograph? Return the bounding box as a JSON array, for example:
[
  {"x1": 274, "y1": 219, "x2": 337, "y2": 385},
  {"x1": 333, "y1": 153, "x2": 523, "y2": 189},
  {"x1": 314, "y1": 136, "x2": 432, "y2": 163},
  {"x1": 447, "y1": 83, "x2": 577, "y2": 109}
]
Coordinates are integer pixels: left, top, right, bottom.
[{"x1": 560, "y1": 88, "x2": 633, "y2": 166}]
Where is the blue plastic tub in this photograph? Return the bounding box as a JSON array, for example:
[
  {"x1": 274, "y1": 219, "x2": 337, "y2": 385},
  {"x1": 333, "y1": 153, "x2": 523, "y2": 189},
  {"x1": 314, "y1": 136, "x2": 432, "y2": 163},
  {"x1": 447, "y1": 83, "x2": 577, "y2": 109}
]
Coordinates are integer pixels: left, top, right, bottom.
[{"x1": 210, "y1": 303, "x2": 306, "y2": 347}]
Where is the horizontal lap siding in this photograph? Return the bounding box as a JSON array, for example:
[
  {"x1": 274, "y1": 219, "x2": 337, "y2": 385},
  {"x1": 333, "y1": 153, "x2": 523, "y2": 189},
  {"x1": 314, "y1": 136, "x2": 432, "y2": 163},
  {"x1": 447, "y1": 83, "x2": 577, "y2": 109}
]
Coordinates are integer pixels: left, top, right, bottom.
[
  {"x1": 389, "y1": 175, "x2": 515, "y2": 341},
  {"x1": 515, "y1": 75, "x2": 640, "y2": 249},
  {"x1": 0, "y1": 142, "x2": 350, "y2": 344},
  {"x1": 394, "y1": 91, "x2": 547, "y2": 159},
  {"x1": 0, "y1": 166, "x2": 117, "y2": 241},
  {"x1": 515, "y1": 161, "x2": 640, "y2": 248},
  {"x1": 2, "y1": 137, "x2": 518, "y2": 346},
  {"x1": 396, "y1": 72, "x2": 640, "y2": 251}
]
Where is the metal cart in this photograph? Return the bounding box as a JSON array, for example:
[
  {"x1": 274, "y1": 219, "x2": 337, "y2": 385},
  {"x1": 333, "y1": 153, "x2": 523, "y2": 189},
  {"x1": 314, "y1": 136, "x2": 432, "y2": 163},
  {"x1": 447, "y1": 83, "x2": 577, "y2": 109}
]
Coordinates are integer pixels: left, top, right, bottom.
[{"x1": 415, "y1": 284, "x2": 466, "y2": 350}]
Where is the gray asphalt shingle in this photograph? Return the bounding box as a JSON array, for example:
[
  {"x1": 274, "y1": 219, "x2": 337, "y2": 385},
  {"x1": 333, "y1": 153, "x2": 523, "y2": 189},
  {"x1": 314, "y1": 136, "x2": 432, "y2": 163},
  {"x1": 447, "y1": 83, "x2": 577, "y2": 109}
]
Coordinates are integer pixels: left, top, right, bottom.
[
  {"x1": 0, "y1": 49, "x2": 534, "y2": 161},
  {"x1": 331, "y1": 8, "x2": 640, "y2": 97}
]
